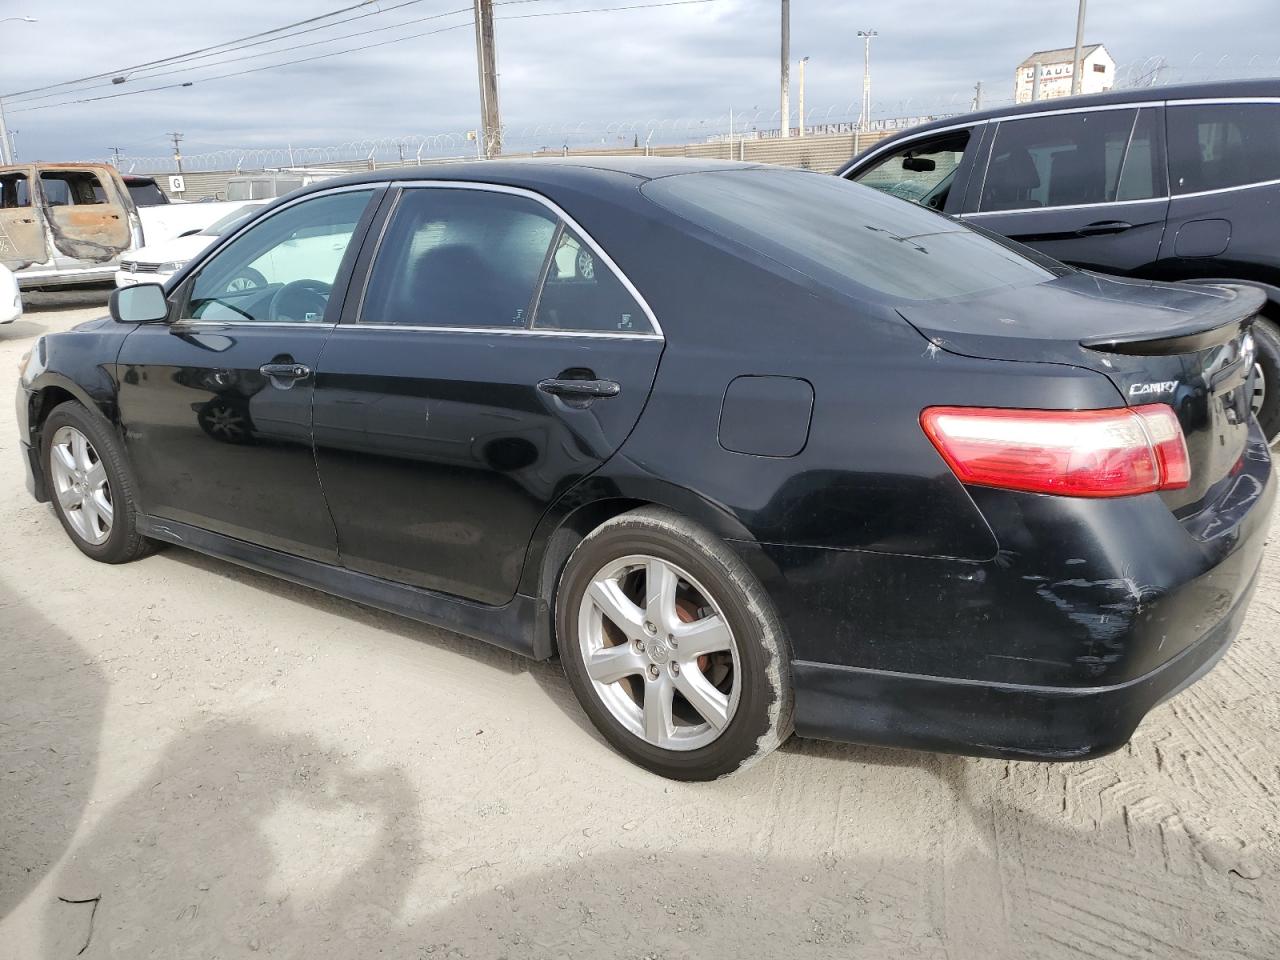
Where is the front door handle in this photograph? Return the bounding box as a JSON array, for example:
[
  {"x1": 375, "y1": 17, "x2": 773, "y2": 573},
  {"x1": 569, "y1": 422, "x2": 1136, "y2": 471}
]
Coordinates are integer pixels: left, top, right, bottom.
[
  {"x1": 1077, "y1": 220, "x2": 1134, "y2": 237},
  {"x1": 259, "y1": 362, "x2": 311, "y2": 381},
  {"x1": 537, "y1": 377, "x2": 621, "y2": 399}
]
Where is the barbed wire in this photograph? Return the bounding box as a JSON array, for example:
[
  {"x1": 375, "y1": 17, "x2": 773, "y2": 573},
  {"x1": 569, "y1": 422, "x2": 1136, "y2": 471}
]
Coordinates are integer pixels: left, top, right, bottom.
[{"x1": 91, "y1": 54, "x2": 1280, "y2": 173}]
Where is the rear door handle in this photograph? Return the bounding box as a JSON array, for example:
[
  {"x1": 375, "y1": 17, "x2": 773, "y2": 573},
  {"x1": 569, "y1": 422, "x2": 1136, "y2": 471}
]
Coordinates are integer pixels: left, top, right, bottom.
[
  {"x1": 259, "y1": 362, "x2": 311, "y2": 381},
  {"x1": 537, "y1": 378, "x2": 621, "y2": 399},
  {"x1": 1077, "y1": 220, "x2": 1134, "y2": 237}
]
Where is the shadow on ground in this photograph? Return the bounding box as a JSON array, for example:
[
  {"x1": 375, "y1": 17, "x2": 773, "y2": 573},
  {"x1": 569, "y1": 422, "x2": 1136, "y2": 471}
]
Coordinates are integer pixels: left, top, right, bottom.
[
  {"x1": 0, "y1": 578, "x2": 107, "y2": 921},
  {"x1": 32, "y1": 715, "x2": 1278, "y2": 959}
]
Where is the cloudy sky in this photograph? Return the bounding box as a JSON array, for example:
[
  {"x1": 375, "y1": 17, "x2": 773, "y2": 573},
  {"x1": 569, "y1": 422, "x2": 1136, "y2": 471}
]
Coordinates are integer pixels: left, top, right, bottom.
[{"x1": 2, "y1": 0, "x2": 1278, "y2": 165}]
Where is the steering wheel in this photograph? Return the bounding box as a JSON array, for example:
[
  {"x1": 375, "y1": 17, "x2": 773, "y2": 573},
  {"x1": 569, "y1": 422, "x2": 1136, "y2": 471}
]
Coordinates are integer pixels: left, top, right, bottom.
[{"x1": 267, "y1": 279, "x2": 332, "y2": 323}]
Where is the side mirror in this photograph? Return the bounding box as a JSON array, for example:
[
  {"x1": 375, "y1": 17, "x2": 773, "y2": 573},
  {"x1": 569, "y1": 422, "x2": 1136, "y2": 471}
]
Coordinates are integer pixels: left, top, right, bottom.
[
  {"x1": 902, "y1": 155, "x2": 937, "y2": 172},
  {"x1": 109, "y1": 283, "x2": 169, "y2": 324}
]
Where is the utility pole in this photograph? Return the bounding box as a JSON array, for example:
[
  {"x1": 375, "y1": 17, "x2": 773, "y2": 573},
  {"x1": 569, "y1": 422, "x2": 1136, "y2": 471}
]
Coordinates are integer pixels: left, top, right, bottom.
[
  {"x1": 0, "y1": 99, "x2": 12, "y2": 165},
  {"x1": 798, "y1": 56, "x2": 809, "y2": 138},
  {"x1": 780, "y1": 0, "x2": 790, "y2": 138},
  {"x1": 857, "y1": 30, "x2": 877, "y2": 134},
  {"x1": 168, "y1": 132, "x2": 185, "y2": 175},
  {"x1": 0, "y1": 16, "x2": 36, "y2": 165},
  {"x1": 473, "y1": 0, "x2": 501, "y2": 158},
  {"x1": 1070, "y1": 0, "x2": 1087, "y2": 95},
  {"x1": 109, "y1": 147, "x2": 123, "y2": 167}
]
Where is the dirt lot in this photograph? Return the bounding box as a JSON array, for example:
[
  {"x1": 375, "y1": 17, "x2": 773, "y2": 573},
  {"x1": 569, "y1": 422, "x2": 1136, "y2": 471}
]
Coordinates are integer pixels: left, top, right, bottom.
[{"x1": 2, "y1": 292, "x2": 1279, "y2": 959}]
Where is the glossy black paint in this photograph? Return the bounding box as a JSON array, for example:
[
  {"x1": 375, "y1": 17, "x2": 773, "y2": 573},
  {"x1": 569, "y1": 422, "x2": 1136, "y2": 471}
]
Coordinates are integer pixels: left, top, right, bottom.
[
  {"x1": 312, "y1": 326, "x2": 663, "y2": 605},
  {"x1": 15, "y1": 157, "x2": 1274, "y2": 761}
]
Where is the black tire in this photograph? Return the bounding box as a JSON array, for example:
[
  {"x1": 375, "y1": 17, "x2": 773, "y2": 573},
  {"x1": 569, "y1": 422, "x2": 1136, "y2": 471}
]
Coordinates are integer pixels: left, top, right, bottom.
[
  {"x1": 557, "y1": 507, "x2": 793, "y2": 780},
  {"x1": 1251, "y1": 316, "x2": 1280, "y2": 444},
  {"x1": 40, "y1": 401, "x2": 152, "y2": 564}
]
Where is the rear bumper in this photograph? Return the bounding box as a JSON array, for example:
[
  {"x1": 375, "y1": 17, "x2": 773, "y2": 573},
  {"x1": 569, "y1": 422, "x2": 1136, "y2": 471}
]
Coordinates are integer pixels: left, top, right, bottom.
[
  {"x1": 731, "y1": 421, "x2": 1274, "y2": 760},
  {"x1": 791, "y1": 563, "x2": 1255, "y2": 760}
]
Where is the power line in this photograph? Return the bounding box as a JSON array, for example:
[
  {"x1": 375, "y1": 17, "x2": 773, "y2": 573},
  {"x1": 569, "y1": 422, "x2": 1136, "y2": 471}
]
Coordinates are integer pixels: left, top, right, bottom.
[
  {"x1": 500, "y1": 0, "x2": 715, "y2": 17},
  {"x1": 7, "y1": 21, "x2": 476, "y2": 115},
  {"x1": 1, "y1": 0, "x2": 405, "y2": 100},
  {"x1": 8, "y1": 0, "x2": 720, "y2": 116},
  {"x1": 8, "y1": 5, "x2": 474, "y2": 107}
]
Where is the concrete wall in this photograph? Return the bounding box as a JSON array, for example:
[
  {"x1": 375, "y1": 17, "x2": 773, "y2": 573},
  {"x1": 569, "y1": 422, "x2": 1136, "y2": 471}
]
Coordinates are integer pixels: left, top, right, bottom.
[{"x1": 149, "y1": 130, "x2": 898, "y2": 202}]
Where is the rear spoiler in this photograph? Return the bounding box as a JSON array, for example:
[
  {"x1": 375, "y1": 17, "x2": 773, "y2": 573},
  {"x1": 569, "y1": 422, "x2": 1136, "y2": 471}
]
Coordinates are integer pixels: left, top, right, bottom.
[{"x1": 1081, "y1": 283, "x2": 1265, "y2": 356}]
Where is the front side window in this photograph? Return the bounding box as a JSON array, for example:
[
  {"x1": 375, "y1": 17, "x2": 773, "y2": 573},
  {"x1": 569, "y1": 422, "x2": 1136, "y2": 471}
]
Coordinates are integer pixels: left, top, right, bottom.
[
  {"x1": 186, "y1": 189, "x2": 372, "y2": 323},
  {"x1": 361, "y1": 188, "x2": 558, "y2": 328},
  {"x1": 0, "y1": 172, "x2": 30, "y2": 208},
  {"x1": 981, "y1": 108, "x2": 1143, "y2": 211},
  {"x1": 851, "y1": 129, "x2": 971, "y2": 211},
  {"x1": 1167, "y1": 102, "x2": 1280, "y2": 194}
]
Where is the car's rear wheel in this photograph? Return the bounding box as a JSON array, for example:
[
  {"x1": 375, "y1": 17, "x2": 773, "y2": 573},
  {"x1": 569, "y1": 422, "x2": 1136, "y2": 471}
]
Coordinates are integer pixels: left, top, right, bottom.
[
  {"x1": 1250, "y1": 316, "x2": 1280, "y2": 444},
  {"x1": 557, "y1": 507, "x2": 793, "y2": 780},
  {"x1": 41, "y1": 402, "x2": 151, "y2": 564}
]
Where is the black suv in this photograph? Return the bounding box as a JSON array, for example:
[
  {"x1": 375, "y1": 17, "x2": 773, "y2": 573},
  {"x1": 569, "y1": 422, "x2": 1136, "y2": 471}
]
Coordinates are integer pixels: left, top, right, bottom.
[{"x1": 839, "y1": 79, "x2": 1280, "y2": 439}]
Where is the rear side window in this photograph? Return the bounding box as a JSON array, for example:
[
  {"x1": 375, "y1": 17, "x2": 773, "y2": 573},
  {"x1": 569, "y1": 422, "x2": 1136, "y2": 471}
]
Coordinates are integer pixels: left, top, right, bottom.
[
  {"x1": 644, "y1": 169, "x2": 1059, "y2": 303},
  {"x1": 981, "y1": 108, "x2": 1146, "y2": 211},
  {"x1": 532, "y1": 228, "x2": 650, "y2": 333},
  {"x1": 1167, "y1": 102, "x2": 1280, "y2": 194},
  {"x1": 40, "y1": 171, "x2": 108, "y2": 207},
  {"x1": 361, "y1": 188, "x2": 557, "y2": 328}
]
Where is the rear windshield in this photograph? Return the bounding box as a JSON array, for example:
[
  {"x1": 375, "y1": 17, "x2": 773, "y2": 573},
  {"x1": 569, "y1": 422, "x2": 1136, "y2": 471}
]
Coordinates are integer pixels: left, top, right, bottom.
[
  {"x1": 642, "y1": 169, "x2": 1061, "y2": 302},
  {"x1": 127, "y1": 180, "x2": 168, "y2": 206}
]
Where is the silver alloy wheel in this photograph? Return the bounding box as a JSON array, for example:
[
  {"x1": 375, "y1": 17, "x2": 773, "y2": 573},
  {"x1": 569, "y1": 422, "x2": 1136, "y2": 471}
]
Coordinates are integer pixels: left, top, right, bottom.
[
  {"x1": 1252, "y1": 361, "x2": 1266, "y2": 419},
  {"x1": 577, "y1": 554, "x2": 741, "y2": 751},
  {"x1": 48, "y1": 425, "x2": 113, "y2": 546},
  {"x1": 225, "y1": 275, "x2": 259, "y2": 293}
]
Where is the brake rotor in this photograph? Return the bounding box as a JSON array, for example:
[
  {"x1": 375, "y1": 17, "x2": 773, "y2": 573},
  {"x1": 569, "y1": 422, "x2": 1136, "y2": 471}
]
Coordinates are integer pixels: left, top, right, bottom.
[{"x1": 675, "y1": 597, "x2": 712, "y2": 673}]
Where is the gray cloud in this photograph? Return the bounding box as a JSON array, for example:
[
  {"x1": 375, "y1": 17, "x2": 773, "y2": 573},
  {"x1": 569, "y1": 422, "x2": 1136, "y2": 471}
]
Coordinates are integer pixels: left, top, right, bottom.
[{"x1": 1, "y1": 0, "x2": 1277, "y2": 163}]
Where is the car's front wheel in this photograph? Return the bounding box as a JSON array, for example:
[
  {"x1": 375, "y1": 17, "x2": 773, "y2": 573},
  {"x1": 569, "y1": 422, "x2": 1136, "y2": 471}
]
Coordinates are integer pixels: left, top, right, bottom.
[
  {"x1": 557, "y1": 507, "x2": 793, "y2": 780},
  {"x1": 41, "y1": 401, "x2": 152, "y2": 564}
]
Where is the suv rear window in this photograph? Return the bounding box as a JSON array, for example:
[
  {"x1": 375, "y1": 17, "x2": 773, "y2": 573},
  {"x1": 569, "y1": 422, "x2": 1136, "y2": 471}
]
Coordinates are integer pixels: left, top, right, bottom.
[
  {"x1": 643, "y1": 169, "x2": 1059, "y2": 303},
  {"x1": 1167, "y1": 102, "x2": 1280, "y2": 194}
]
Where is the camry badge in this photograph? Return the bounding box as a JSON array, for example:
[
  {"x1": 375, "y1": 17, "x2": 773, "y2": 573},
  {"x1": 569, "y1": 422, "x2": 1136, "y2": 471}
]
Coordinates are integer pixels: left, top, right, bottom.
[{"x1": 1129, "y1": 381, "x2": 1179, "y2": 396}]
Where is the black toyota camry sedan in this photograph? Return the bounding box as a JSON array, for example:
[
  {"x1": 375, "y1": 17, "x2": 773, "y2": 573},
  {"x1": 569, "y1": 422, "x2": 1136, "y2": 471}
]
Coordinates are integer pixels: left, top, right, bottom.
[{"x1": 15, "y1": 158, "x2": 1273, "y2": 780}]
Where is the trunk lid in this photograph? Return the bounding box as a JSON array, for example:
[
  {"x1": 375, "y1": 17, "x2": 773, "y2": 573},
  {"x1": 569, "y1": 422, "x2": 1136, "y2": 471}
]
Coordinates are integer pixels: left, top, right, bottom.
[{"x1": 900, "y1": 272, "x2": 1265, "y2": 511}]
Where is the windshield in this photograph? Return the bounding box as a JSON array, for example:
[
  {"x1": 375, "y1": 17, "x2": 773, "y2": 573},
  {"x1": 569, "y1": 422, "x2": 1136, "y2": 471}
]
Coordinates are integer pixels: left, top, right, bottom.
[
  {"x1": 198, "y1": 203, "x2": 266, "y2": 236},
  {"x1": 642, "y1": 168, "x2": 1064, "y2": 303}
]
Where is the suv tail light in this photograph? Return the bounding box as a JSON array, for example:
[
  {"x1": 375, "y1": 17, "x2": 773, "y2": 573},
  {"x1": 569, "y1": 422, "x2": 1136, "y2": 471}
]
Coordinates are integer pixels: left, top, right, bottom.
[{"x1": 920, "y1": 404, "x2": 1190, "y2": 498}]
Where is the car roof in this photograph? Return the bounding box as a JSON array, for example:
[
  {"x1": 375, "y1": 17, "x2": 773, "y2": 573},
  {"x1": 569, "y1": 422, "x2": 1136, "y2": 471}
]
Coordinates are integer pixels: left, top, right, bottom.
[
  {"x1": 846, "y1": 78, "x2": 1280, "y2": 163},
  {"x1": 290, "y1": 156, "x2": 771, "y2": 199}
]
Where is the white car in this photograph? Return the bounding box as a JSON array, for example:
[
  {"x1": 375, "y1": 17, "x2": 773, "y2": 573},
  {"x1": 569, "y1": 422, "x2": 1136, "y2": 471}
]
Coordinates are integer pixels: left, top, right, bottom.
[
  {"x1": 0, "y1": 263, "x2": 21, "y2": 324},
  {"x1": 117, "y1": 203, "x2": 266, "y2": 288}
]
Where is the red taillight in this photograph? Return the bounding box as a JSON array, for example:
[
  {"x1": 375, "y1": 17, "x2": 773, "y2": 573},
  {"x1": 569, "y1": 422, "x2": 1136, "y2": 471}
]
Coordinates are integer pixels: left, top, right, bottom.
[{"x1": 920, "y1": 403, "x2": 1191, "y2": 498}]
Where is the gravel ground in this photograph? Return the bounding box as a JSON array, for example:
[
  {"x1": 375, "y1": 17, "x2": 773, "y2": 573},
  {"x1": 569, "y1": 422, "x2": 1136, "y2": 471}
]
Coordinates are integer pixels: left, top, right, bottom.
[{"x1": 2, "y1": 292, "x2": 1279, "y2": 959}]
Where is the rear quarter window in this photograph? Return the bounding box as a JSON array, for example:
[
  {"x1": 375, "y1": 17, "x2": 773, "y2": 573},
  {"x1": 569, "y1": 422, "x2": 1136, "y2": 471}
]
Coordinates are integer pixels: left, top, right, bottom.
[
  {"x1": 1167, "y1": 102, "x2": 1280, "y2": 194},
  {"x1": 642, "y1": 169, "x2": 1059, "y2": 303}
]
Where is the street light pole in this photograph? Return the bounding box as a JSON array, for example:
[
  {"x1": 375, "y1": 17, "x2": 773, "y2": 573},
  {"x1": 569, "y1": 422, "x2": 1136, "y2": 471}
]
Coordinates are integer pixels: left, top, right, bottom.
[
  {"x1": 1070, "y1": 0, "x2": 1087, "y2": 95},
  {"x1": 780, "y1": 0, "x2": 790, "y2": 138},
  {"x1": 857, "y1": 29, "x2": 877, "y2": 134},
  {"x1": 0, "y1": 16, "x2": 38, "y2": 165},
  {"x1": 798, "y1": 56, "x2": 809, "y2": 138}
]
